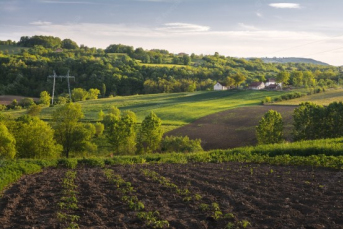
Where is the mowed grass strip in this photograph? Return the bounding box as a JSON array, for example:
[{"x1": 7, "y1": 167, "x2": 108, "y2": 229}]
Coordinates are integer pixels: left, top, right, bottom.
[
  {"x1": 32, "y1": 90, "x2": 290, "y2": 125},
  {"x1": 275, "y1": 88, "x2": 343, "y2": 106}
]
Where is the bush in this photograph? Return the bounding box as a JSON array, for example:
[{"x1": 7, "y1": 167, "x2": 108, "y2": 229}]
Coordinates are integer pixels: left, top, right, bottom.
[
  {"x1": 57, "y1": 158, "x2": 78, "y2": 169},
  {"x1": 77, "y1": 158, "x2": 105, "y2": 167},
  {"x1": 161, "y1": 136, "x2": 203, "y2": 153},
  {"x1": 0, "y1": 161, "x2": 42, "y2": 193}
]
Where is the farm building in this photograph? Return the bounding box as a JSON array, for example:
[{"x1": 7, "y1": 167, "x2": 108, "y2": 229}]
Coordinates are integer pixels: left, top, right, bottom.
[
  {"x1": 249, "y1": 82, "x2": 265, "y2": 90},
  {"x1": 266, "y1": 84, "x2": 281, "y2": 90},
  {"x1": 214, "y1": 82, "x2": 228, "y2": 91},
  {"x1": 265, "y1": 78, "x2": 276, "y2": 86},
  {"x1": 265, "y1": 78, "x2": 282, "y2": 90}
]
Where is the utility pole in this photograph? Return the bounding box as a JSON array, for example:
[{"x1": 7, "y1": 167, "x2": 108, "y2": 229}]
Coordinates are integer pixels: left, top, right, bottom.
[{"x1": 47, "y1": 70, "x2": 75, "y2": 104}]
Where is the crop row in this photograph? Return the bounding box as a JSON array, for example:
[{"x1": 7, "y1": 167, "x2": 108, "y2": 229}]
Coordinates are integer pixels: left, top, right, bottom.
[
  {"x1": 103, "y1": 168, "x2": 169, "y2": 228},
  {"x1": 141, "y1": 169, "x2": 250, "y2": 229},
  {"x1": 57, "y1": 170, "x2": 80, "y2": 229}
]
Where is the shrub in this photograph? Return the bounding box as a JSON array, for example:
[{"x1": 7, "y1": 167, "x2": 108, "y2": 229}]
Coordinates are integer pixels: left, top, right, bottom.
[
  {"x1": 57, "y1": 158, "x2": 78, "y2": 169},
  {"x1": 77, "y1": 158, "x2": 105, "y2": 168},
  {"x1": 161, "y1": 136, "x2": 203, "y2": 153}
]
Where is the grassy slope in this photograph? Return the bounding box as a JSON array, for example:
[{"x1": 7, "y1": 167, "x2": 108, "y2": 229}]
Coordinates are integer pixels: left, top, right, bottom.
[
  {"x1": 6, "y1": 90, "x2": 290, "y2": 126},
  {"x1": 275, "y1": 88, "x2": 343, "y2": 106}
]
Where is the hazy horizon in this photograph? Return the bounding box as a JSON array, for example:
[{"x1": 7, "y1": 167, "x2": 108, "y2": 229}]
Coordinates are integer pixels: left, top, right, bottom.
[{"x1": 1, "y1": 0, "x2": 342, "y2": 66}]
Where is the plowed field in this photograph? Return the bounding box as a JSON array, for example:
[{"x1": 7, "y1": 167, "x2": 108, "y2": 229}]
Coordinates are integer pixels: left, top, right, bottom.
[
  {"x1": 0, "y1": 163, "x2": 342, "y2": 229},
  {"x1": 166, "y1": 105, "x2": 297, "y2": 150}
]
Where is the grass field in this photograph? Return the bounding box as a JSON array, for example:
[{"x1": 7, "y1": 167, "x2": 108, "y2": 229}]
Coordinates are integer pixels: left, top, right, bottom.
[
  {"x1": 25, "y1": 90, "x2": 290, "y2": 126},
  {"x1": 275, "y1": 88, "x2": 343, "y2": 106},
  {"x1": 0, "y1": 45, "x2": 28, "y2": 54}
]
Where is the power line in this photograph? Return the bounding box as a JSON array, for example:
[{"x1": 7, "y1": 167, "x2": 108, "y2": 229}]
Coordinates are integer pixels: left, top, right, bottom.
[
  {"x1": 268, "y1": 34, "x2": 343, "y2": 56},
  {"x1": 304, "y1": 46, "x2": 343, "y2": 57},
  {"x1": 47, "y1": 70, "x2": 75, "y2": 104}
]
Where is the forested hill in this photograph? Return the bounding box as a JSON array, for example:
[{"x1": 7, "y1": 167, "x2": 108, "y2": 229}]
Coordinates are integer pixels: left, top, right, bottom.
[
  {"x1": 257, "y1": 57, "x2": 329, "y2": 66},
  {"x1": 0, "y1": 35, "x2": 340, "y2": 98}
]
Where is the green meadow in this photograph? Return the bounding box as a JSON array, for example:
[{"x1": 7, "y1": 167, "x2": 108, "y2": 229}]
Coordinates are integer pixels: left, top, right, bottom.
[
  {"x1": 275, "y1": 88, "x2": 343, "y2": 106},
  {"x1": 22, "y1": 90, "x2": 290, "y2": 126}
]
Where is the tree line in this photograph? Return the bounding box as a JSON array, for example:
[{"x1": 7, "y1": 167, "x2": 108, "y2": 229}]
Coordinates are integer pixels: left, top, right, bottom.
[
  {"x1": 0, "y1": 35, "x2": 340, "y2": 98},
  {"x1": 0, "y1": 100, "x2": 202, "y2": 159},
  {"x1": 256, "y1": 101, "x2": 343, "y2": 145}
]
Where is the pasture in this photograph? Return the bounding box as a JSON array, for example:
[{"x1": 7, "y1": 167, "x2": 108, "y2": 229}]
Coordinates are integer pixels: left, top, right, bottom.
[
  {"x1": 275, "y1": 88, "x2": 343, "y2": 106},
  {"x1": 4, "y1": 90, "x2": 291, "y2": 127}
]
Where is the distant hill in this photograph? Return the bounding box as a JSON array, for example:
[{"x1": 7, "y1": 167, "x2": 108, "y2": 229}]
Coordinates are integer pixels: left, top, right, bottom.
[{"x1": 248, "y1": 57, "x2": 330, "y2": 66}]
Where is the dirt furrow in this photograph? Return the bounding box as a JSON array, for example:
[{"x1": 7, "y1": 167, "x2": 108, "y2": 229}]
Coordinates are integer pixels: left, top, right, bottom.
[
  {"x1": 75, "y1": 167, "x2": 131, "y2": 228},
  {"x1": 0, "y1": 168, "x2": 65, "y2": 229}
]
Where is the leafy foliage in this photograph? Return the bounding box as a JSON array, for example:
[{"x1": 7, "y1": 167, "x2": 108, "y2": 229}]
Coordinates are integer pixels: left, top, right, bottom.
[
  {"x1": 256, "y1": 110, "x2": 283, "y2": 145},
  {"x1": 161, "y1": 136, "x2": 203, "y2": 153},
  {"x1": 0, "y1": 122, "x2": 16, "y2": 159},
  {"x1": 137, "y1": 112, "x2": 164, "y2": 154}
]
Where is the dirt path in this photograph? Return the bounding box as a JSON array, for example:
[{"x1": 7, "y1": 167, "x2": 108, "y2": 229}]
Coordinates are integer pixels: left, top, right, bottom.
[{"x1": 165, "y1": 105, "x2": 296, "y2": 150}]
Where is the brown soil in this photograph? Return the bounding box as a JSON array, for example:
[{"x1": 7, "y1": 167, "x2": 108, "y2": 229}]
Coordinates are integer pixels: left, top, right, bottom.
[
  {"x1": 0, "y1": 95, "x2": 39, "y2": 105},
  {"x1": 165, "y1": 105, "x2": 297, "y2": 150},
  {"x1": 0, "y1": 164, "x2": 342, "y2": 229}
]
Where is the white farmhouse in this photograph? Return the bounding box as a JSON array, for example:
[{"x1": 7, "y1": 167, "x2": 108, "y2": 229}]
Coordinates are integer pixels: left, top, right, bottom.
[
  {"x1": 265, "y1": 78, "x2": 276, "y2": 86},
  {"x1": 249, "y1": 82, "x2": 265, "y2": 90},
  {"x1": 265, "y1": 78, "x2": 282, "y2": 89},
  {"x1": 214, "y1": 82, "x2": 228, "y2": 91}
]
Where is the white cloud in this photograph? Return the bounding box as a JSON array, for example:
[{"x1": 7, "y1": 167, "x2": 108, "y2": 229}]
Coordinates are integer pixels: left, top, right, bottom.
[
  {"x1": 269, "y1": 3, "x2": 300, "y2": 9},
  {"x1": 256, "y1": 12, "x2": 263, "y2": 18},
  {"x1": 156, "y1": 23, "x2": 210, "y2": 33},
  {"x1": 1, "y1": 22, "x2": 343, "y2": 65},
  {"x1": 238, "y1": 23, "x2": 258, "y2": 31},
  {"x1": 30, "y1": 21, "x2": 52, "y2": 26}
]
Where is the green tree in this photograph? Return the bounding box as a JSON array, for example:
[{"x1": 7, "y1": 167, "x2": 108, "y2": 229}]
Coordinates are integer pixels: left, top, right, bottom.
[
  {"x1": 53, "y1": 103, "x2": 86, "y2": 158},
  {"x1": 94, "y1": 122, "x2": 104, "y2": 137},
  {"x1": 98, "y1": 109, "x2": 105, "y2": 121},
  {"x1": 14, "y1": 116, "x2": 62, "y2": 159},
  {"x1": 183, "y1": 55, "x2": 191, "y2": 65},
  {"x1": 88, "y1": 88, "x2": 100, "y2": 100},
  {"x1": 276, "y1": 71, "x2": 290, "y2": 89},
  {"x1": 20, "y1": 98, "x2": 35, "y2": 108},
  {"x1": 225, "y1": 77, "x2": 235, "y2": 88},
  {"x1": 232, "y1": 72, "x2": 246, "y2": 88},
  {"x1": 71, "y1": 88, "x2": 88, "y2": 102},
  {"x1": 324, "y1": 102, "x2": 343, "y2": 138},
  {"x1": 0, "y1": 122, "x2": 16, "y2": 159},
  {"x1": 39, "y1": 91, "x2": 51, "y2": 106},
  {"x1": 103, "y1": 109, "x2": 137, "y2": 155},
  {"x1": 101, "y1": 83, "x2": 106, "y2": 97},
  {"x1": 27, "y1": 104, "x2": 42, "y2": 116},
  {"x1": 291, "y1": 71, "x2": 304, "y2": 87},
  {"x1": 61, "y1": 39, "x2": 78, "y2": 49},
  {"x1": 256, "y1": 110, "x2": 283, "y2": 145},
  {"x1": 137, "y1": 112, "x2": 164, "y2": 154},
  {"x1": 118, "y1": 110, "x2": 137, "y2": 154},
  {"x1": 293, "y1": 102, "x2": 326, "y2": 141}
]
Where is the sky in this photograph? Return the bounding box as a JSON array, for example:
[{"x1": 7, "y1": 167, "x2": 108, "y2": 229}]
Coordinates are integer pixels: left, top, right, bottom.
[{"x1": 0, "y1": 0, "x2": 343, "y2": 65}]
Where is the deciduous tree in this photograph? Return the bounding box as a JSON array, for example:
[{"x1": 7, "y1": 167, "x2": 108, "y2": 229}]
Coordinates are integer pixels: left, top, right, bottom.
[
  {"x1": 39, "y1": 91, "x2": 51, "y2": 106},
  {"x1": 256, "y1": 110, "x2": 283, "y2": 145},
  {"x1": 0, "y1": 122, "x2": 16, "y2": 159},
  {"x1": 136, "y1": 112, "x2": 164, "y2": 154}
]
